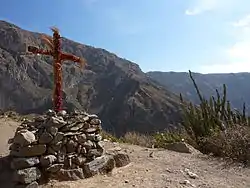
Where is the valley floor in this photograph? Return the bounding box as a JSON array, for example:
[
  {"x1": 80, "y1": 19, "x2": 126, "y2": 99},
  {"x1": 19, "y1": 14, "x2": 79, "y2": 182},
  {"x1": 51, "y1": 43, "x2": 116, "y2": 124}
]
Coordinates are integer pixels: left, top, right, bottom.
[{"x1": 0, "y1": 118, "x2": 250, "y2": 188}]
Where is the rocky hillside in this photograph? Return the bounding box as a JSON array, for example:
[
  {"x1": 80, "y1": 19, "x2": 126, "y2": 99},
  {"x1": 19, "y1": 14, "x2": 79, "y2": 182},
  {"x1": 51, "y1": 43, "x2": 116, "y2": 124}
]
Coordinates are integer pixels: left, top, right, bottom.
[
  {"x1": 147, "y1": 71, "x2": 250, "y2": 113},
  {"x1": 0, "y1": 20, "x2": 183, "y2": 136}
]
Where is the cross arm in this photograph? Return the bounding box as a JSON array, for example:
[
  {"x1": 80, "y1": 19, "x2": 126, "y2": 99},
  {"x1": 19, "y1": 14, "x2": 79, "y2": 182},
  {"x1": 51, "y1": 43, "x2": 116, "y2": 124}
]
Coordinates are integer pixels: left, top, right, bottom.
[
  {"x1": 28, "y1": 46, "x2": 53, "y2": 56},
  {"x1": 60, "y1": 52, "x2": 86, "y2": 68}
]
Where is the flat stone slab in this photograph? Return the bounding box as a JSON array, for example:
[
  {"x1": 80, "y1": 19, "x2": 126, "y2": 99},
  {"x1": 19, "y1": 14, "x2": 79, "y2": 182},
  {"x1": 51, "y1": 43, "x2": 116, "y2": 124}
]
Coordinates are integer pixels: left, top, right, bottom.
[
  {"x1": 83, "y1": 154, "x2": 115, "y2": 178},
  {"x1": 11, "y1": 157, "x2": 40, "y2": 170}
]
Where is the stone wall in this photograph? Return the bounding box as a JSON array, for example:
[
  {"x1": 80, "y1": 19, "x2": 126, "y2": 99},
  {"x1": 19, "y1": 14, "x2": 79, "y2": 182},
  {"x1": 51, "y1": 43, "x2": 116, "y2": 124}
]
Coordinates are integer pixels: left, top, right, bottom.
[{"x1": 8, "y1": 110, "x2": 130, "y2": 188}]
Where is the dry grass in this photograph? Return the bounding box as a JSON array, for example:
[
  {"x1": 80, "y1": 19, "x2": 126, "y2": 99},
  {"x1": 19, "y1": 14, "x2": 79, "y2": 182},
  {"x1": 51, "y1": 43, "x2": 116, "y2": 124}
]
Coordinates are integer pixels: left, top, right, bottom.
[
  {"x1": 121, "y1": 132, "x2": 155, "y2": 148},
  {"x1": 199, "y1": 125, "x2": 250, "y2": 165}
]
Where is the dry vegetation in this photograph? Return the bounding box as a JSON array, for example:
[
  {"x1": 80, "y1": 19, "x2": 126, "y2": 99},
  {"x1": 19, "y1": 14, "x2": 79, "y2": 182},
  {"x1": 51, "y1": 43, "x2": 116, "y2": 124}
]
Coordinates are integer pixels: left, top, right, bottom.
[{"x1": 103, "y1": 70, "x2": 250, "y2": 166}]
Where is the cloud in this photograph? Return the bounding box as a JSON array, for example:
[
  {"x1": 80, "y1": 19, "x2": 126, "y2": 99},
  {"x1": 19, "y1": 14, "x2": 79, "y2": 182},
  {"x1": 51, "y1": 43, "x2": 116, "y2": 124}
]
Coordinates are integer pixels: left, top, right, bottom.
[
  {"x1": 198, "y1": 14, "x2": 250, "y2": 73},
  {"x1": 185, "y1": 0, "x2": 220, "y2": 16},
  {"x1": 231, "y1": 14, "x2": 250, "y2": 28}
]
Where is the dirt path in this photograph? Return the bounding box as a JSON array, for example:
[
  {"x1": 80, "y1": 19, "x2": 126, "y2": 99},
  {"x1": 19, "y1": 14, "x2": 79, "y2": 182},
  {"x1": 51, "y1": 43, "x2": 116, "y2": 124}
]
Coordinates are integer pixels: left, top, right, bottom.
[
  {"x1": 0, "y1": 118, "x2": 249, "y2": 188},
  {"x1": 44, "y1": 141, "x2": 250, "y2": 188}
]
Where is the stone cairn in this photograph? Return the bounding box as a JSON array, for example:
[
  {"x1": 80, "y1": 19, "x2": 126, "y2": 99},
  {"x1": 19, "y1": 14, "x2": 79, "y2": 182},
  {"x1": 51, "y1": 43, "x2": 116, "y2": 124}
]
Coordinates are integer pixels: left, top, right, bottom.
[{"x1": 8, "y1": 110, "x2": 130, "y2": 188}]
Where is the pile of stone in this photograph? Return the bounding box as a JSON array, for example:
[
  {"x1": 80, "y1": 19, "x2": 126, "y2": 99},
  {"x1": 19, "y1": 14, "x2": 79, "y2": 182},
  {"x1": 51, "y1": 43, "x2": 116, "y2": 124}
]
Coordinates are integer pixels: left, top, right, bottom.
[{"x1": 8, "y1": 110, "x2": 130, "y2": 188}]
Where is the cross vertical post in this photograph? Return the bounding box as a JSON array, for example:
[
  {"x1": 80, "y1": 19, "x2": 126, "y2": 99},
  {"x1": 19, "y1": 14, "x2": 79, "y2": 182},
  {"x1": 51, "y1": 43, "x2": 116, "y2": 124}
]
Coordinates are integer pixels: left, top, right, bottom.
[{"x1": 27, "y1": 27, "x2": 86, "y2": 112}]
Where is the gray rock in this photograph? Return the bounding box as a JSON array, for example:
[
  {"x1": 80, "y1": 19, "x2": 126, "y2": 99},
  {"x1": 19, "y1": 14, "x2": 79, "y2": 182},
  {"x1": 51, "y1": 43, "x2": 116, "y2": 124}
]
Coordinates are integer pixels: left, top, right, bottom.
[
  {"x1": 40, "y1": 155, "x2": 57, "y2": 167},
  {"x1": 50, "y1": 141, "x2": 62, "y2": 152},
  {"x1": 82, "y1": 140, "x2": 94, "y2": 150},
  {"x1": 69, "y1": 123, "x2": 85, "y2": 132},
  {"x1": 77, "y1": 144, "x2": 82, "y2": 154},
  {"x1": 86, "y1": 133, "x2": 95, "y2": 141},
  {"x1": 46, "y1": 126, "x2": 58, "y2": 136},
  {"x1": 54, "y1": 168, "x2": 84, "y2": 181},
  {"x1": 184, "y1": 168, "x2": 199, "y2": 179},
  {"x1": 46, "y1": 164, "x2": 64, "y2": 173},
  {"x1": 87, "y1": 149, "x2": 103, "y2": 158},
  {"x1": 165, "y1": 142, "x2": 193, "y2": 153},
  {"x1": 85, "y1": 128, "x2": 98, "y2": 134},
  {"x1": 66, "y1": 140, "x2": 77, "y2": 153},
  {"x1": 11, "y1": 145, "x2": 46, "y2": 157},
  {"x1": 57, "y1": 147, "x2": 66, "y2": 163},
  {"x1": 86, "y1": 134, "x2": 102, "y2": 142},
  {"x1": 47, "y1": 116, "x2": 67, "y2": 128},
  {"x1": 38, "y1": 131, "x2": 53, "y2": 144},
  {"x1": 14, "y1": 181, "x2": 39, "y2": 188},
  {"x1": 90, "y1": 118, "x2": 101, "y2": 125},
  {"x1": 11, "y1": 157, "x2": 40, "y2": 170},
  {"x1": 80, "y1": 147, "x2": 87, "y2": 155},
  {"x1": 94, "y1": 134, "x2": 102, "y2": 142},
  {"x1": 9, "y1": 143, "x2": 21, "y2": 151},
  {"x1": 46, "y1": 109, "x2": 56, "y2": 116},
  {"x1": 57, "y1": 110, "x2": 67, "y2": 117},
  {"x1": 14, "y1": 130, "x2": 36, "y2": 147},
  {"x1": 64, "y1": 132, "x2": 82, "y2": 136},
  {"x1": 64, "y1": 155, "x2": 73, "y2": 168},
  {"x1": 72, "y1": 156, "x2": 86, "y2": 166},
  {"x1": 88, "y1": 114, "x2": 98, "y2": 119},
  {"x1": 13, "y1": 167, "x2": 41, "y2": 184},
  {"x1": 82, "y1": 116, "x2": 89, "y2": 122},
  {"x1": 47, "y1": 147, "x2": 57, "y2": 155},
  {"x1": 51, "y1": 132, "x2": 64, "y2": 144},
  {"x1": 34, "y1": 116, "x2": 46, "y2": 122},
  {"x1": 113, "y1": 152, "x2": 130, "y2": 167},
  {"x1": 83, "y1": 154, "x2": 115, "y2": 178},
  {"x1": 76, "y1": 134, "x2": 87, "y2": 144}
]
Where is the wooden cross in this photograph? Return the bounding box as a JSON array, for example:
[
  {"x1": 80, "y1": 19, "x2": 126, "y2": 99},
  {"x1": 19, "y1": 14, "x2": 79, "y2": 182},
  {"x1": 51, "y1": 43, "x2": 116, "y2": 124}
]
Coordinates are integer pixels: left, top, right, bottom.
[{"x1": 27, "y1": 27, "x2": 86, "y2": 112}]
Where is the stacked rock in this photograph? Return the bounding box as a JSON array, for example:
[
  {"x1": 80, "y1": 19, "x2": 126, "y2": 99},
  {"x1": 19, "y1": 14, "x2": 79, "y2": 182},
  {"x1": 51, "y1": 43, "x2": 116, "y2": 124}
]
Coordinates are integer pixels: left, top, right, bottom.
[{"x1": 8, "y1": 109, "x2": 126, "y2": 188}]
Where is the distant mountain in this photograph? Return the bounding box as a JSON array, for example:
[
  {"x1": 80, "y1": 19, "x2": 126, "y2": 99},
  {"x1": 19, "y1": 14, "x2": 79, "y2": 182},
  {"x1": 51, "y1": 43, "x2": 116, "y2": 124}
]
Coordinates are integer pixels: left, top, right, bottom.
[
  {"x1": 147, "y1": 71, "x2": 250, "y2": 113},
  {"x1": 0, "y1": 20, "x2": 183, "y2": 136}
]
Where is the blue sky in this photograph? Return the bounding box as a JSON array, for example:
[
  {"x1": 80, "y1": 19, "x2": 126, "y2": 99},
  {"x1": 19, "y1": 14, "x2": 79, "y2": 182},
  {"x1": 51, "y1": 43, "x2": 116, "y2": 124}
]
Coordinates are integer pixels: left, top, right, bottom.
[{"x1": 1, "y1": 0, "x2": 250, "y2": 73}]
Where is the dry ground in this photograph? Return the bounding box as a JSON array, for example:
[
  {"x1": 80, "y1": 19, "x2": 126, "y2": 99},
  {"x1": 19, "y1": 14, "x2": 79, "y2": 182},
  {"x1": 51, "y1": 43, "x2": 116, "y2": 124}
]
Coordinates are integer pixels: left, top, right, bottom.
[{"x1": 0, "y1": 117, "x2": 250, "y2": 188}]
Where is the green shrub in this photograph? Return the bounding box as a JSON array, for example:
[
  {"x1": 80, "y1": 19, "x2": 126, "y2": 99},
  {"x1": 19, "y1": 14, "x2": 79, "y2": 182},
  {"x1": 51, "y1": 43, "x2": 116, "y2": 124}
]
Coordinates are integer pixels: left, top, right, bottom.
[{"x1": 179, "y1": 70, "x2": 250, "y2": 164}]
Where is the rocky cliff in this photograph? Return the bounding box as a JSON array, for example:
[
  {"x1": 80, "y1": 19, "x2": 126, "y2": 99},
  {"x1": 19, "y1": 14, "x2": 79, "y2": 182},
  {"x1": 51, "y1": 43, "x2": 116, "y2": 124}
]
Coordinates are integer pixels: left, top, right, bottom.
[{"x1": 0, "y1": 20, "x2": 182, "y2": 136}]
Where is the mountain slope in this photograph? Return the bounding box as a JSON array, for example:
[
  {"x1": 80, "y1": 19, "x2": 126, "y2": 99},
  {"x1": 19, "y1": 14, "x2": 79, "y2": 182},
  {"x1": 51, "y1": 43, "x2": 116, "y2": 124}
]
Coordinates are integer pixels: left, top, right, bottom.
[
  {"x1": 147, "y1": 71, "x2": 250, "y2": 112},
  {"x1": 0, "y1": 20, "x2": 183, "y2": 136}
]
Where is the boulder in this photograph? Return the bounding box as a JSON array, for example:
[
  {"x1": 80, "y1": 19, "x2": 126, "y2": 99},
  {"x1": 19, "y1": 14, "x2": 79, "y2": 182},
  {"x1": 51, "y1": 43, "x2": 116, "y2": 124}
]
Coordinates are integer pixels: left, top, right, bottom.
[
  {"x1": 165, "y1": 142, "x2": 194, "y2": 153},
  {"x1": 113, "y1": 152, "x2": 130, "y2": 167},
  {"x1": 83, "y1": 154, "x2": 115, "y2": 178}
]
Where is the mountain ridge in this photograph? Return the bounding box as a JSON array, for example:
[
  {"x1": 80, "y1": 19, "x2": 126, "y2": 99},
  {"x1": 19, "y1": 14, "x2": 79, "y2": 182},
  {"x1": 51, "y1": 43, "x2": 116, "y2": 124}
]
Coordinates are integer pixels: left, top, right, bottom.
[
  {"x1": 0, "y1": 20, "x2": 183, "y2": 136},
  {"x1": 147, "y1": 71, "x2": 250, "y2": 113}
]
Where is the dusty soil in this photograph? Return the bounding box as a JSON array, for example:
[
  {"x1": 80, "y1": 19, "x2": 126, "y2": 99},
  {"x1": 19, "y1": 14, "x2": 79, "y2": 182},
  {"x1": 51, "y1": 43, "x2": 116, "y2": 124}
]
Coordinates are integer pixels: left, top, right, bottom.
[{"x1": 0, "y1": 117, "x2": 250, "y2": 188}]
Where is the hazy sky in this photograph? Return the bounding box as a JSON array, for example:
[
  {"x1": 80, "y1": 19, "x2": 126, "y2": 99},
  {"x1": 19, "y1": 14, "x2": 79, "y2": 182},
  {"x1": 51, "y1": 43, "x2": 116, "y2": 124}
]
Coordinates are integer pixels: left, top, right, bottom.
[{"x1": 1, "y1": 0, "x2": 250, "y2": 73}]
